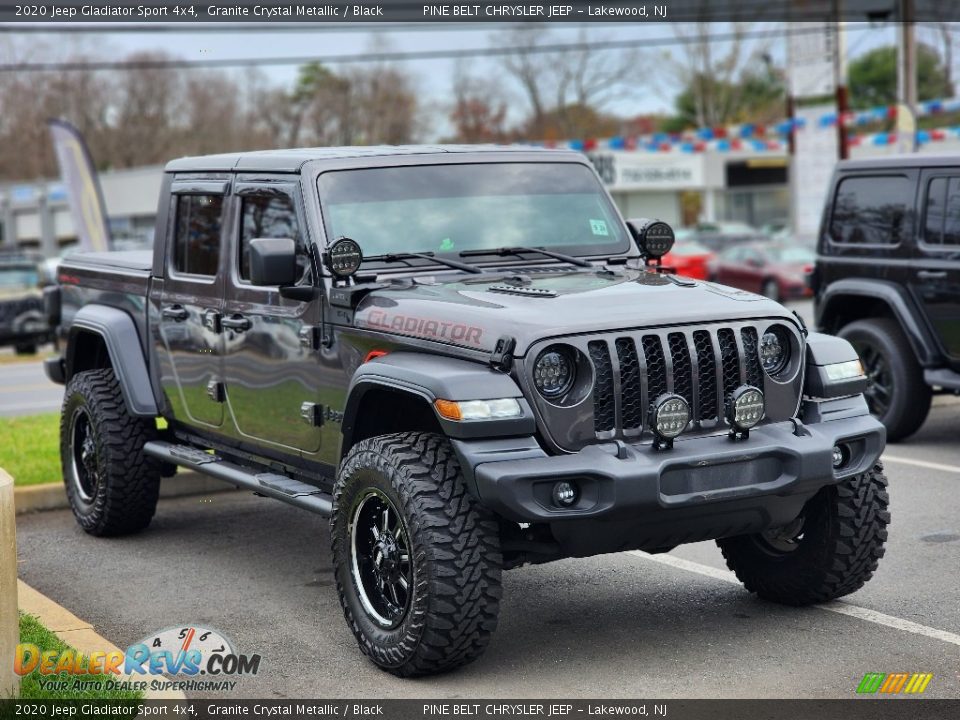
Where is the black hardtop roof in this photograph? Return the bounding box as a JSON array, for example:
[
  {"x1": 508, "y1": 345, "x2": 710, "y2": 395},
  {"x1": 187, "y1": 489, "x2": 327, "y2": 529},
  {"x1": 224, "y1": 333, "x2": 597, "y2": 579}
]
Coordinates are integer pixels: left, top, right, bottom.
[
  {"x1": 165, "y1": 144, "x2": 580, "y2": 173},
  {"x1": 838, "y1": 153, "x2": 960, "y2": 171}
]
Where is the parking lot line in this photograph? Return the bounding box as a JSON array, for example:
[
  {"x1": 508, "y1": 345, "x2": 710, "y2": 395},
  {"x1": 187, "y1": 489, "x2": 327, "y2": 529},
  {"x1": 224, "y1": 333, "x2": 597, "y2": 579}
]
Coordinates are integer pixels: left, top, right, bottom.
[
  {"x1": 629, "y1": 550, "x2": 960, "y2": 648},
  {"x1": 882, "y1": 455, "x2": 960, "y2": 475}
]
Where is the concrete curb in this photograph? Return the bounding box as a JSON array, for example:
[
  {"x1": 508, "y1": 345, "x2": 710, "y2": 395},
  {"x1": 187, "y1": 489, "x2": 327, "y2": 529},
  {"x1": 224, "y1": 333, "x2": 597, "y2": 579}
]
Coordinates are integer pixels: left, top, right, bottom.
[
  {"x1": 14, "y1": 471, "x2": 233, "y2": 515},
  {"x1": 17, "y1": 580, "x2": 186, "y2": 701}
]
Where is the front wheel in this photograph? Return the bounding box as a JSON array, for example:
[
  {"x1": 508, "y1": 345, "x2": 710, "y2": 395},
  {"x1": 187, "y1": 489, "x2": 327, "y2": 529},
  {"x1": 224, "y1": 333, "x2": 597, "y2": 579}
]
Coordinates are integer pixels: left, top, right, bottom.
[
  {"x1": 838, "y1": 318, "x2": 931, "y2": 441},
  {"x1": 331, "y1": 432, "x2": 502, "y2": 677},
  {"x1": 717, "y1": 464, "x2": 889, "y2": 605}
]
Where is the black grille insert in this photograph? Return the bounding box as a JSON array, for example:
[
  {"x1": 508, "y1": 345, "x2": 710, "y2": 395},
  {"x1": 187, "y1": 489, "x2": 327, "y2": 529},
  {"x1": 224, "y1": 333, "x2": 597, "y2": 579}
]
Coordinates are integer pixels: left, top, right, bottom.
[{"x1": 588, "y1": 341, "x2": 616, "y2": 433}]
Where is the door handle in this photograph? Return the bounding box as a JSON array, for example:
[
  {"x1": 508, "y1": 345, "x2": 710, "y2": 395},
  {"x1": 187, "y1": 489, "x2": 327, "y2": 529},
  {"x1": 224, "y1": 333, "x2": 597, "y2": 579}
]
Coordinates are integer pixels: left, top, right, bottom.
[
  {"x1": 917, "y1": 270, "x2": 947, "y2": 280},
  {"x1": 161, "y1": 305, "x2": 189, "y2": 321},
  {"x1": 221, "y1": 314, "x2": 251, "y2": 332}
]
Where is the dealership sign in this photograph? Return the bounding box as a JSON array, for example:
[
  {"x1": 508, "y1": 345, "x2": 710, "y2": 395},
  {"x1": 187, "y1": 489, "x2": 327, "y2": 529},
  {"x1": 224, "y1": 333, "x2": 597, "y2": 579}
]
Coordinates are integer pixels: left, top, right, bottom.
[{"x1": 587, "y1": 152, "x2": 705, "y2": 191}]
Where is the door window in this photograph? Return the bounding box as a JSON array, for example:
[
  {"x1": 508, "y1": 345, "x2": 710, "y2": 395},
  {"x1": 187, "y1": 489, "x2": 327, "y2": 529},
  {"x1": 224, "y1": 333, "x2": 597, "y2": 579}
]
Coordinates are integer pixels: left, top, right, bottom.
[
  {"x1": 239, "y1": 194, "x2": 307, "y2": 283},
  {"x1": 923, "y1": 177, "x2": 960, "y2": 246},
  {"x1": 173, "y1": 194, "x2": 223, "y2": 276},
  {"x1": 829, "y1": 175, "x2": 912, "y2": 245}
]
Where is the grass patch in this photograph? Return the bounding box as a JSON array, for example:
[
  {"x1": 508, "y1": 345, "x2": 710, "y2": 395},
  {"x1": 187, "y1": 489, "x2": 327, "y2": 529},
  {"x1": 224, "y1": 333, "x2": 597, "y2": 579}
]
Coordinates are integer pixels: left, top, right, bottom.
[
  {"x1": 0, "y1": 413, "x2": 60, "y2": 486},
  {"x1": 17, "y1": 613, "x2": 143, "y2": 701}
]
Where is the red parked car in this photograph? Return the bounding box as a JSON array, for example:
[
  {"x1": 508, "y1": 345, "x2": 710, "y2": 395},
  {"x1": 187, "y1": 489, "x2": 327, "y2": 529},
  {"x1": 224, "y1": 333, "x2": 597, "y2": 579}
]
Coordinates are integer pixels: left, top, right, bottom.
[
  {"x1": 709, "y1": 242, "x2": 815, "y2": 301},
  {"x1": 661, "y1": 233, "x2": 715, "y2": 280}
]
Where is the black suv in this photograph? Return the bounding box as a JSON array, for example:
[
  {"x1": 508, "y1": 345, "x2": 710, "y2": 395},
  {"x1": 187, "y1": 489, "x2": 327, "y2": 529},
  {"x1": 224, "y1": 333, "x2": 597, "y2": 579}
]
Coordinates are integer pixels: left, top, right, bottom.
[{"x1": 815, "y1": 155, "x2": 960, "y2": 441}]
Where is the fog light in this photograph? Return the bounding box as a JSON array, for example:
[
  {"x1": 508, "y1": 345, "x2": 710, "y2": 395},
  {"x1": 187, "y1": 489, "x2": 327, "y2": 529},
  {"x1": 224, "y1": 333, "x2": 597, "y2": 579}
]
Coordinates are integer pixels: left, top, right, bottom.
[
  {"x1": 552, "y1": 481, "x2": 578, "y2": 507},
  {"x1": 726, "y1": 385, "x2": 765, "y2": 440},
  {"x1": 832, "y1": 445, "x2": 848, "y2": 469},
  {"x1": 649, "y1": 393, "x2": 690, "y2": 450}
]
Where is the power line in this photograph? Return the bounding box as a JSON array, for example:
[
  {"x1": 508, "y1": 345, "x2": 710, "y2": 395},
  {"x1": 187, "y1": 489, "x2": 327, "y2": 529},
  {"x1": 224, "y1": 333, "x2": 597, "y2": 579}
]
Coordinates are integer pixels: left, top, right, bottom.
[{"x1": 0, "y1": 23, "x2": 873, "y2": 73}]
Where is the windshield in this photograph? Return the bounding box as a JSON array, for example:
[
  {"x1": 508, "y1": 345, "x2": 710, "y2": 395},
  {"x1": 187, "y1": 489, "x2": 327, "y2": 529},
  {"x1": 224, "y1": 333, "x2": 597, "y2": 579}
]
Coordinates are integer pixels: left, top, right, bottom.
[
  {"x1": 0, "y1": 267, "x2": 38, "y2": 289},
  {"x1": 317, "y1": 162, "x2": 630, "y2": 261}
]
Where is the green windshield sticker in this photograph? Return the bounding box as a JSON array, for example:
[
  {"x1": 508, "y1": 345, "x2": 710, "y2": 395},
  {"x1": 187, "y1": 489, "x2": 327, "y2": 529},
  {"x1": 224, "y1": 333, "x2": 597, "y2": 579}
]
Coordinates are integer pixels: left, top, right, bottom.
[
  {"x1": 589, "y1": 219, "x2": 609, "y2": 236},
  {"x1": 439, "y1": 237, "x2": 455, "y2": 251}
]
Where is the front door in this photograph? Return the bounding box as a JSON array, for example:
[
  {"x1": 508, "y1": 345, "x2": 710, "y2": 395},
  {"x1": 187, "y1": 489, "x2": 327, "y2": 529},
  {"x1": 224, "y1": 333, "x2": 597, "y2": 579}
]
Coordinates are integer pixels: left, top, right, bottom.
[
  {"x1": 220, "y1": 181, "x2": 324, "y2": 453},
  {"x1": 913, "y1": 169, "x2": 960, "y2": 367},
  {"x1": 155, "y1": 182, "x2": 228, "y2": 428}
]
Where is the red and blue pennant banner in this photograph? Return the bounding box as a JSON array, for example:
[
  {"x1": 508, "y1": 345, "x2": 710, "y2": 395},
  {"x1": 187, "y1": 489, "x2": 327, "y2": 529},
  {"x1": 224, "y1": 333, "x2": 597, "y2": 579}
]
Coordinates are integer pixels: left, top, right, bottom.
[{"x1": 533, "y1": 96, "x2": 960, "y2": 154}]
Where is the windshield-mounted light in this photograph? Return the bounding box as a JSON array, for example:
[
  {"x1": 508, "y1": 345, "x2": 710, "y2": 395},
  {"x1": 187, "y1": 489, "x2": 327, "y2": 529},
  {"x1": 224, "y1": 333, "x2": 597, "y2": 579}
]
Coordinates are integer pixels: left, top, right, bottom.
[{"x1": 434, "y1": 398, "x2": 523, "y2": 422}]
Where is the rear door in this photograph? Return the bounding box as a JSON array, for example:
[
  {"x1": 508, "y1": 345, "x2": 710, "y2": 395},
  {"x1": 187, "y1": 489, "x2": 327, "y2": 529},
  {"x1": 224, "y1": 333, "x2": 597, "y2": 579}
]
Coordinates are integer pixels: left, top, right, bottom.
[
  {"x1": 914, "y1": 169, "x2": 960, "y2": 367},
  {"x1": 219, "y1": 179, "x2": 325, "y2": 453},
  {"x1": 154, "y1": 180, "x2": 228, "y2": 428}
]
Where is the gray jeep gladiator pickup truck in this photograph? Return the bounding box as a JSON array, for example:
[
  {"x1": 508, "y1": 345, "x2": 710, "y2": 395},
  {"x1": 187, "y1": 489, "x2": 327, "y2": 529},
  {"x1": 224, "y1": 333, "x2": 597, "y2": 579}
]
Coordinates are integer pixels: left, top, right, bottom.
[{"x1": 45, "y1": 146, "x2": 889, "y2": 677}]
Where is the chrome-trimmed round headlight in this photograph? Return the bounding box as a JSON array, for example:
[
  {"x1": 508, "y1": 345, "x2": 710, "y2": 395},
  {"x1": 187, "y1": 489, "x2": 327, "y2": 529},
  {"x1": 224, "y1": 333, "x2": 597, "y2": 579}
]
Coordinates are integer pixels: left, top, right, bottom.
[
  {"x1": 649, "y1": 393, "x2": 690, "y2": 440},
  {"x1": 759, "y1": 325, "x2": 791, "y2": 376},
  {"x1": 727, "y1": 385, "x2": 765, "y2": 431},
  {"x1": 533, "y1": 346, "x2": 576, "y2": 399}
]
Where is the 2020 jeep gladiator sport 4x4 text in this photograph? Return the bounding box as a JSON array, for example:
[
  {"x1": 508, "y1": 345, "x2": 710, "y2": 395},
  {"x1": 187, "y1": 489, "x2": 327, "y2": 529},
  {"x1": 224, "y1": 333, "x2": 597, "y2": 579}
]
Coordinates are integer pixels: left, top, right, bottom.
[{"x1": 45, "y1": 146, "x2": 889, "y2": 676}]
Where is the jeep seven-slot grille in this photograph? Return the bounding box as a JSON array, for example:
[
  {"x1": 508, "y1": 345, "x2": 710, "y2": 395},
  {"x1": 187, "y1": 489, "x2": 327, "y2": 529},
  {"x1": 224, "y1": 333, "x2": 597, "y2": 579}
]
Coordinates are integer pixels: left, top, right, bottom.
[{"x1": 587, "y1": 325, "x2": 758, "y2": 438}]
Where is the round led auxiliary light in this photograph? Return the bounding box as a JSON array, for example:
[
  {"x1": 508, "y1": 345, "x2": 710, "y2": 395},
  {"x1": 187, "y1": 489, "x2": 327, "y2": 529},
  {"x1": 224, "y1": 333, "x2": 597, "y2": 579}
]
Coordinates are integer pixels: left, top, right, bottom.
[
  {"x1": 627, "y1": 218, "x2": 676, "y2": 260},
  {"x1": 726, "y1": 385, "x2": 765, "y2": 438},
  {"x1": 649, "y1": 393, "x2": 690, "y2": 449},
  {"x1": 325, "y1": 237, "x2": 363, "y2": 278}
]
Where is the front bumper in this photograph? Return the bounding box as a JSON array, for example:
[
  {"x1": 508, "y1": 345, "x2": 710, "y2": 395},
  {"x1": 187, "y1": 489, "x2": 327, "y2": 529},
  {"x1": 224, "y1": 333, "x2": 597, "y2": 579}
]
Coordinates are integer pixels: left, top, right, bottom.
[{"x1": 456, "y1": 399, "x2": 884, "y2": 527}]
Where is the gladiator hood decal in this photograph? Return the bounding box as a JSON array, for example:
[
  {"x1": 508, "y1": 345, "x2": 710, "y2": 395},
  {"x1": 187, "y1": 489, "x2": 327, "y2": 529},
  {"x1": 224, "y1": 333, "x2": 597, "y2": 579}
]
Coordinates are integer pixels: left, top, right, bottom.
[{"x1": 352, "y1": 269, "x2": 795, "y2": 355}]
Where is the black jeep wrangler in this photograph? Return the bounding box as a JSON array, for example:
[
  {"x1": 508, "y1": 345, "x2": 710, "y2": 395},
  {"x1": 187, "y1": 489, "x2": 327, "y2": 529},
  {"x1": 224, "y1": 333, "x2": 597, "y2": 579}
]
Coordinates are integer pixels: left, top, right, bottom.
[
  {"x1": 0, "y1": 252, "x2": 50, "y2": 354},
  {"x1": 45, "y1": 146, "x2": 888, "y2": 676},
  {"x1": 815, "y1": 155, "x2": 960, "y2": 441}
]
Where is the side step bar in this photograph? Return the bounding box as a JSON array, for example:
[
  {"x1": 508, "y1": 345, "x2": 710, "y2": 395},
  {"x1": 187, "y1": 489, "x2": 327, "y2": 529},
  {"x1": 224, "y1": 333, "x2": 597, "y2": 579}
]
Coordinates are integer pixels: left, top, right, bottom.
[{"x1": 144, "y1": 441, "x2": 333, "y2": 517}]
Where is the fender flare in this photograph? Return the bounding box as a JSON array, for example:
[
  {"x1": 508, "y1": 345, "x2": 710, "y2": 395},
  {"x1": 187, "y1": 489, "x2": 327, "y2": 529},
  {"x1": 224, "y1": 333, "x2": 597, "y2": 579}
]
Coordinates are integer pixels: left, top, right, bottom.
[
  {"x1": 816, "y1": 279, "x2": 940, "y2": 367},
  {"x1": 341, "y1": 352, "x2": 536, "y2": 456},
  {"x1": 66, "y1": 304, "x2": 158, "y2": 417}
]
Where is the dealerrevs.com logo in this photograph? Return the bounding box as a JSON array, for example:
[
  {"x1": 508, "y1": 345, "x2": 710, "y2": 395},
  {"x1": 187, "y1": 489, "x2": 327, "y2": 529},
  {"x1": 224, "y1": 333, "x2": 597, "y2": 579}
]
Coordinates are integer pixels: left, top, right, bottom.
[
  {"x1": 15, "y1": 625, "x2": 260, "y2": 694},
  {"x1": 856, "y1": 672, "x2": 933, "y2": 695}
]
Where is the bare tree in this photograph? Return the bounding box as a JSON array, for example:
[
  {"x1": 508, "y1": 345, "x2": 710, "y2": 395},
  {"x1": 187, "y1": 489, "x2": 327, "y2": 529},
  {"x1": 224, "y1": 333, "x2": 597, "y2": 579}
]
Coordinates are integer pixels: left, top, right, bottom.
[
  {"x1": 448, "y1": 61, "x2": 508, "y2": 143},
  {"x1": 493, "y1": 25, "x2": 642, "y2": 139},
  {"x1": 659, "y1": 22, "x2": 770, "y2": 128}
]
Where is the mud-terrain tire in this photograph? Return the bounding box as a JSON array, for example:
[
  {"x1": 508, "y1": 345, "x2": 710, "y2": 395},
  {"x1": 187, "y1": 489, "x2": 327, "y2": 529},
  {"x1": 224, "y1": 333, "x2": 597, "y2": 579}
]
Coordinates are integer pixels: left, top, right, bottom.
[
  {"x1": 716, "y1": 463, "x2": 889, "y2": 605},
  {"x1": 60, "y1": 368, "x2": 161, "y2": 536},
  {"x1": 839, "y1": 318, "x2": 931, "y2": 442},
  {"x1": 331, "y1": 432, "x2": 502, "y2": 677}
]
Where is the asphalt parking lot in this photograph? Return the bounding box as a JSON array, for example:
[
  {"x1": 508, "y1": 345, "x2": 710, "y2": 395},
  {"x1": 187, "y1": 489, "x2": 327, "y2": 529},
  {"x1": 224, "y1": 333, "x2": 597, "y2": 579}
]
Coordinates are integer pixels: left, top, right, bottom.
[{"x1": 8, "y1": 300, "x2": 960, "y2": 699}]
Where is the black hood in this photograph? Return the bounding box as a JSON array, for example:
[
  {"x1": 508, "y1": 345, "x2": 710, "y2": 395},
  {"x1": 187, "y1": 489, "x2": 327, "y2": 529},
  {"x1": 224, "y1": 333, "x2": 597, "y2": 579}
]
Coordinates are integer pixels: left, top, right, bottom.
[{"x1": 353, "y1": 268, "x2": 798, "y2": 355}]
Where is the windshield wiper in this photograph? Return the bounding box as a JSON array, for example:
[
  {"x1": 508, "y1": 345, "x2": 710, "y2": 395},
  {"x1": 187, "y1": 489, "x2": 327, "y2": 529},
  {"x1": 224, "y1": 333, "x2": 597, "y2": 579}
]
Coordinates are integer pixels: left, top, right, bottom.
[
  {"x1": 459, "y1": 246, "x2": 592, "y2": 268},
  {"x1": 366, "y1": 251, "x2": 483, "y2": 275}
]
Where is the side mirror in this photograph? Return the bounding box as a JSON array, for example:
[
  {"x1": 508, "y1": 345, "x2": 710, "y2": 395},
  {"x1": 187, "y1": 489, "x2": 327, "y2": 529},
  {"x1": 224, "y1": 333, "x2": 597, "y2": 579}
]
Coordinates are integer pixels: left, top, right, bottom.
[{"x1": 249, "y1": 238, "x2": 297, "y2": 287}]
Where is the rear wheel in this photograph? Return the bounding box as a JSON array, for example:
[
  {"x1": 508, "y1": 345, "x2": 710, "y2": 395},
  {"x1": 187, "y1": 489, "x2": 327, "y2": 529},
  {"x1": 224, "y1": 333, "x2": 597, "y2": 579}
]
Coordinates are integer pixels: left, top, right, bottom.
[
  {"x1": 331, "y1": 432, "x2": 502, "y2": 677},
  {"x1": 60, "y1": 368, "x2": 161, "y2": 536},
  {"x1": 717, "y1": 464, "x2": 889, "y2": 605},
  {"x1": 839, "y1": 318, "x2": 931, "y2": 441}
]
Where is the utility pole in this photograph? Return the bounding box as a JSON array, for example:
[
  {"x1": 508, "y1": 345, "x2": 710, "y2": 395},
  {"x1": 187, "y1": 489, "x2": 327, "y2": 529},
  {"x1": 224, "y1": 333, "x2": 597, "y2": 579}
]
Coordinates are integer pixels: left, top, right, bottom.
[
  {"x1": 833, "y1": 0, "x2": 849, "y2": 160},
  {"x1": 898, "y1": 0, "x2": 918, "y2": 151}
]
